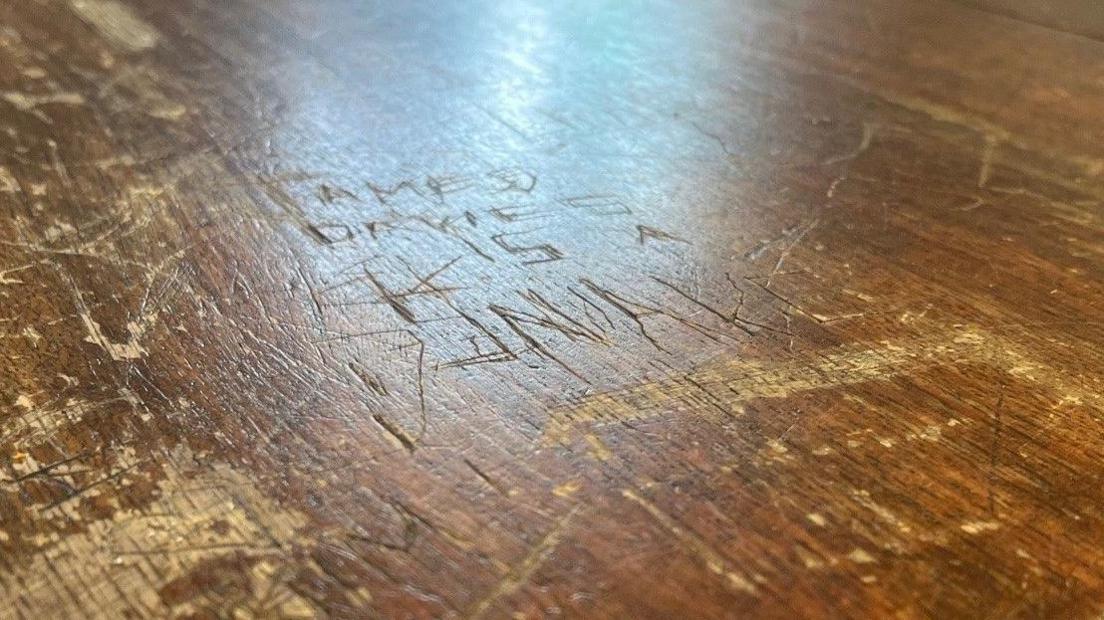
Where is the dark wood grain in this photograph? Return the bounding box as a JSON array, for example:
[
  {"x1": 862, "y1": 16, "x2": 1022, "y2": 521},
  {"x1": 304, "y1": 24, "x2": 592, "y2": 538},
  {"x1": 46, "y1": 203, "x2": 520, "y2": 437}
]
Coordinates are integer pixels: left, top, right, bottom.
[
  {"x1": 4, "y1": 1, "x2": 1104, "y2": 618},
  {"x1": 956, "y1": 0, "x2": 1104, "y2": 43}
]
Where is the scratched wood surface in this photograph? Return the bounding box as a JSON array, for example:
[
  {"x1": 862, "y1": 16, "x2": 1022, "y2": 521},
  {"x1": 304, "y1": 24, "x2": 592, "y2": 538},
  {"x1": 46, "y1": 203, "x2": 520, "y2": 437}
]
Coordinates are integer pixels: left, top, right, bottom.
[{"x1": 3, "y1": 0, "x2": 1104, "y2": 618}]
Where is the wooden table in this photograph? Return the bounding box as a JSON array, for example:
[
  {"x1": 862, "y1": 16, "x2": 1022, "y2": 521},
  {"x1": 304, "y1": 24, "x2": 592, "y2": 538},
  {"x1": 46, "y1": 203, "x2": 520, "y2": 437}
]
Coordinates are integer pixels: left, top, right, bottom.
[{"x1": 3, "y1": 1, "x2": 1104, "y2": 617}]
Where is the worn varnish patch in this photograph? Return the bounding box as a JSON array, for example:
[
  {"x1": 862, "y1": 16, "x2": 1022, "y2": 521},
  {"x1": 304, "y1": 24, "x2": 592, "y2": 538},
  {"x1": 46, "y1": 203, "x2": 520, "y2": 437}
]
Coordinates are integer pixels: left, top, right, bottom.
[
  {"x1": 0, "y1": 446, "x2": 317, "y2": 618},
  {"x1": 68, "y1": 0, "x2": 159, "y2": 52},
  {"x1": 1, "y1": 92, "x2": 86, "y2": 112},
  {"x1": 546, "y1": 326, "x2": 1099, "y2": 442}
]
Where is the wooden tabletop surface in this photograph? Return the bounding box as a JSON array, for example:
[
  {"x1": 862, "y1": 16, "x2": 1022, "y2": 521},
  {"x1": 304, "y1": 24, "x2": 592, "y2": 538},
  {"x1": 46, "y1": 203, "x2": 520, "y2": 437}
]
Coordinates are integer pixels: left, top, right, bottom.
[{"x1": 3, "y1": 1, "x2": 1104, "y2": 618}]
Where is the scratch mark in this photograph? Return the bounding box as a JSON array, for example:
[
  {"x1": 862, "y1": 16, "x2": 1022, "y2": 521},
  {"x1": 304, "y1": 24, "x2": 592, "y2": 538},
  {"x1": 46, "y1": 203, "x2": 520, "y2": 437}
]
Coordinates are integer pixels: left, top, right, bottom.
[
  {"x1": 580, "y1": 279, "x2": 669, "y2": 353},
  {"x1": 559, "y1": 195, "x2": 632, "y2": 216},
  {"x1": 651, "y1": 276, "x2": 756, "y2": 336},
  {"x1": 55, "y1": 265, "x2": 160, "y2": 361},
  {"x1": 463, "y1": 458, "x2": 509, "y2": 496},
  {"x1": 490, "y1": 304, "x2": 591, "y2": 383},
  {"x1": 466, "y1": 507, "x2": 580, "y2": 619},
  {"x1": 689, "y1": 120, "x2": 733, "y2": 157},
  {"x1": 822, "y1": 121, "x2": 875, "y2": 166},
  {"x1": 79, "y1": 312, "x2": 156, "y2": 361},
  {"x1": 987, "y1": 381, "x2": 1004, "y2": 515},
  {"x1": 961, "y1": 520, "x2": 1001, "y2": 534},
  {"x1": 637, "y1": 225, "x2": 689, "y2": 246},
  {"x1": 0, "y1": 263, "x2": 34, "y2": 285},
  {"x1": 364, "y1": 270, "x2": 417, "y2": 323},
  {"x1": 622, "y1": 489, "x2": 757, "y2": 595},
  {"x1": 475, "y1": 104, "x2": 529, "y2": 140},
  {"x1": 766, "y1": 219, "x2": 818, "y2": 287},
  {"x1": 487, "y1": 168, "x2": 537, "y2": 193},
  {"x1": 372, "y1": 413, "x2": 417, "y2": 453},
  {"x1": 347, "y1": 362, "x2": 389, "y2": 397},
  {"x1": 47, "y1": 140, "x2": 72, "y2": 188},
  {"x1": 978, "y1": 134, "x2": 998, "y2": 188},
  {"x1": 491, "y1": 232, "x2": 563, "y2": 265}
]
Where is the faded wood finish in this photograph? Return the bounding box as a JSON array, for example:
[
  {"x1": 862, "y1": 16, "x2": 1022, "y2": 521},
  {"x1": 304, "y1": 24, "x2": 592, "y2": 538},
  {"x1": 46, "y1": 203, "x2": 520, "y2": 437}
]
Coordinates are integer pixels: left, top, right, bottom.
[{"x1": 3, "y1": 1, "x2": 1104, "y2": 618}]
